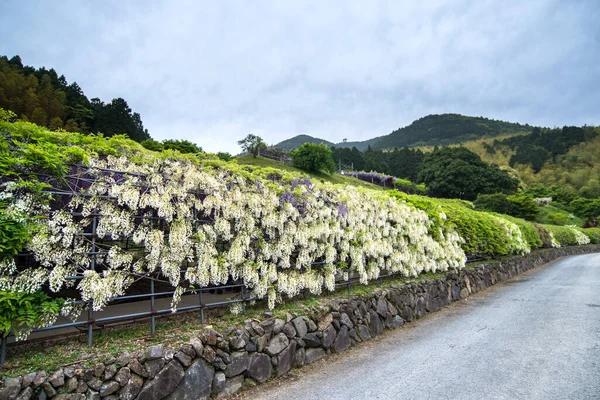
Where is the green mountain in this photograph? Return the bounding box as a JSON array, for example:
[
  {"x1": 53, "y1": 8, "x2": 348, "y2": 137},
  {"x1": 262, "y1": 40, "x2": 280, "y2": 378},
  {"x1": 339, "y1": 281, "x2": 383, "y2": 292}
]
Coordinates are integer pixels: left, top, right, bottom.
[
  {"x1": 276, "y1": 114, "x2": 532, "y2": 151},
  {"x1": 372, "y1": 114, "x2": 532, "y2": 150},
  {"x1": 275, "y1": 134, "x2": 335, "y2": 151}
]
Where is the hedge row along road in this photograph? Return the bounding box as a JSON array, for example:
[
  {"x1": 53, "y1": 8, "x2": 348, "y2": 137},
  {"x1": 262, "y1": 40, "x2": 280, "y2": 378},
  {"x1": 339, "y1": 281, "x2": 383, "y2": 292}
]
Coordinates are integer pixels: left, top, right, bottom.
[{"x1": 246, "y1": 253, "x2": 600, "y2": 400}]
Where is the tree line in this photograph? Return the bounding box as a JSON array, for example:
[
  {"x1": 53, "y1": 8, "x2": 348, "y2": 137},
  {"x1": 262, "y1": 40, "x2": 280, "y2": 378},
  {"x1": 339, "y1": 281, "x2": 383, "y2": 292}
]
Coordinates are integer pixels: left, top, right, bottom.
[{"x1": 0, "y1": 55, "x2": 150, "y2": 142}]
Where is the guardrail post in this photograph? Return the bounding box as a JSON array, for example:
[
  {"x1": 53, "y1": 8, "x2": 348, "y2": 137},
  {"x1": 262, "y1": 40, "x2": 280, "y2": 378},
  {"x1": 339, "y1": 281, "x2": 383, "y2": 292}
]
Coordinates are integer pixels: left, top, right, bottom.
[
  {"x1": 1, "y1": 336, "x2": 6, "y2": 365},
  {"x1": 241, "y1": 286, "x2": 246, "y2": 314},
  {"x1": 150, "y1": 279, "x2": 156, "y2": 335},
  {"x1": 199, "y1": 291, "x2": 205, "y2": 325},
  {"x1": 88, "y1": 214, "x2": 97, "y2": 348}
]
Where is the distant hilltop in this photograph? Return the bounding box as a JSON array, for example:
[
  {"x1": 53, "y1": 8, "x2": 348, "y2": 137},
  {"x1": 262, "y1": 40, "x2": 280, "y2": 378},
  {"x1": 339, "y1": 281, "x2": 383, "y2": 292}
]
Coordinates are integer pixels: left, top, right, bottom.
[{"x1": 276, "y1": 113, "x2": 532, "y2": 151}]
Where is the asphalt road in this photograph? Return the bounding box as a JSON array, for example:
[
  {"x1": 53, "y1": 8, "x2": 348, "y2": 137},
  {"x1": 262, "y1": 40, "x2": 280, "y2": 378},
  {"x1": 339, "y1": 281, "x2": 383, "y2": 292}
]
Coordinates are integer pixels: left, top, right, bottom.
[{"x1": 246, "y1": 253, "x2": 600, "y2": 400}]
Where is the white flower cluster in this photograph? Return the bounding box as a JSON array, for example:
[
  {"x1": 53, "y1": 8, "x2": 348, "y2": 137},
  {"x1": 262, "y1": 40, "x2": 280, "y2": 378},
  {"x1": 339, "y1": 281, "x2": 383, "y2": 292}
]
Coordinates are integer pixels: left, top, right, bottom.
[
  {"x1": 491, "y1": 215, "x2": 531, "y2": 255},
  {"x1": 2, "y1": 156, "x2": 467, "y2": 311}
]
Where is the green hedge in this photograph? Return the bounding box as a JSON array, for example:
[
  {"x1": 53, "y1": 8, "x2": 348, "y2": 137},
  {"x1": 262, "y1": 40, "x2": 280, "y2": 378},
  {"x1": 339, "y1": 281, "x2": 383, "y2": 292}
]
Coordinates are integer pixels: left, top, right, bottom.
[
  {"x1": 542, "y1": 224, "x2": 590, "y2": 246},
  {"x1": 579, "y1": 227, "x2": 600, "y2": 244},
  {"x1": 493, "y1": 214, "x2": 543, "y2": 249},
  {"x1": 391, "y1": 192, "x2": 530, "y2": 257}
]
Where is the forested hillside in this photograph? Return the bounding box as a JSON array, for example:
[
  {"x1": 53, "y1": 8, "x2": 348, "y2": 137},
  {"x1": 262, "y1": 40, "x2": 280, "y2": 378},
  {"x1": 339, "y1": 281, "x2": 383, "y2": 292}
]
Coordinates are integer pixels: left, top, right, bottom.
[
  {"x1": 464, "y1": 126, "x2": 600, "y2": 197},
  {"x1": 0, "y1": 55, "x2": 150, "y2": 142},
  {"x1": 276, "y1": 114, "x2": 531, "y2": 151}
]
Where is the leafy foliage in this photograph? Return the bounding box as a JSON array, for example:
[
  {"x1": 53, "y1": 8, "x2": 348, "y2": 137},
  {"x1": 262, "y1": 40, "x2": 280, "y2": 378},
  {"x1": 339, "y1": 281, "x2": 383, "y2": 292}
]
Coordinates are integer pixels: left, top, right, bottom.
[
  {"x1": 0, "y1": 290, "x2": 64, "y2": 339},
  {"x1": 238, "y1": 134, "x2": 267, "y2": 158},
  {"x1": 290, "y1": 143, "x2": 336, "y2": 173},
  {"x1": 392, "y1": 192, "x2": 530, "y2": 257},
  {"x1": 417, "y1": 147, "x2": 519, "y2": 200},
  {"x1": 541, "y1": 224, "x2": 590, "y2": 246},
  {"x1": 474, "y1": 193, "x2": 539, "y2": 220},
  {"x1": 0, "y1": 55, "x2": 150, "y2": 142}
]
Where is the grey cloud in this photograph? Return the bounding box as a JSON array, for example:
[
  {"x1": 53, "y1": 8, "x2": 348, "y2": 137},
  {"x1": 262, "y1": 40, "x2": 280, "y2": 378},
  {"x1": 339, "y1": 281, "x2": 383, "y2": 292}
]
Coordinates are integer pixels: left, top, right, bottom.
[{"x1": 1, "y1": 0, "x2": 599, "y2": 152}]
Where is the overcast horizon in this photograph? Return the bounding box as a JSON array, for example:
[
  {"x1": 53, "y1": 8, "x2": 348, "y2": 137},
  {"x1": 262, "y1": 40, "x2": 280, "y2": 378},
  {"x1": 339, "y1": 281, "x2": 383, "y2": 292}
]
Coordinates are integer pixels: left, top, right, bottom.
[{"x1": 2, "y1": 0, "x2": 599, "y2": 153}]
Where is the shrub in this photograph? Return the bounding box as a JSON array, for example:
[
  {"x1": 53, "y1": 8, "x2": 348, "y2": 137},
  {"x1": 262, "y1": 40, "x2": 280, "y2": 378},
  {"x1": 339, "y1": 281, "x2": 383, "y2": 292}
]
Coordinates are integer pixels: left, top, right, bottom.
[
  {"x1": 392, "y1": 192, "x2": 530, "y2": 257},
  {"x1": 532, "y1": 223, "x2": 560, "y2": 248},
  {"x1": 541, "y1": 225, "x2": 590, "y2": 246},
  {"x1": 494, "y1": 214, "x2": 543, "y2": 249},
  {"x1": 579, "y1": 227, "x2": 600, "y2": 244},
  {"x1": 290, "y1": 143, "x2": 336, "y2": 173}
]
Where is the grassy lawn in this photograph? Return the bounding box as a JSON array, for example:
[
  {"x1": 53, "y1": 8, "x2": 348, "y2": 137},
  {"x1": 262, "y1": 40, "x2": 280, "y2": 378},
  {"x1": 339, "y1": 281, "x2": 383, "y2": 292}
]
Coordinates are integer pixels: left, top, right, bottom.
[
  {"x1": 535, "y1": 204, "x2": 584, "y2": 227},
  {"x1": 235, "y1": 155, "x2": 386, "y2": 191}
]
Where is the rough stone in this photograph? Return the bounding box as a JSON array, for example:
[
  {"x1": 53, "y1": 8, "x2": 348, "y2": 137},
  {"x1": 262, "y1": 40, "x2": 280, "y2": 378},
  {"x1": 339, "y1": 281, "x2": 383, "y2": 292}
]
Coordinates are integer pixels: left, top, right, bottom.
[
  {"x1": 76, "y1": 380, "x2": 88, "y2": 393},
  {"x1": 460, "y1": 288, "x2": 469, "y2": 299},
  {"x1": 166, "y1": 359, "x2": 214, "y2": 400},
  {"x1": 215, "y1": 375, "x2": 243, "y2": 399},
  {"x1": 276, "y1": 342, "x2": 297, "y2": 377},
  {"x1": 349, "y1": 328, "x2": 360, "y2": 343},
  {"x1": 292, "y1": 317, "x2": 308, "y2": 338},
  {"x1": 224, "y1": 351, "x2": 249, "y2": 378},
  {"x1": 85, "y1": 389, "x2": 100, "y2": 400},
  {"x1": 211, "y1": 372, "x2": 226, "y2": 395},
  {"x1": 333, "y1": 325, "x2": 351, "y2": 353},
  {"x1": 53, "y1": 395, "x2": 85, "y2": 400},
  {"x1": 137, "y1": 361, "x2": 184, "y2": 400},
  {"x1": 48, "y1": 369, "x2": 65, "y2": 387},
  {"x1": 318, "y1": 313, "x2": 333, "y2": 330},
  {"x1": 65, "y1": 376, "x2": 78, "y2": 392},
  {"x1": 303, "y1": 332, "x2": 321, "y2": 348},
  {"x1": 304, "y1": 348, "x2": 326, "y2": 364},
  {"x1": 43, "y1": 382, "x2": 57, "y2": 398},
  {"x1": 307, "y1": 319, "x2": 318, "y2": 332},
  {"x1": 116, "y1": 351, "x2": 131, "y2": 367},
  {"x1": 321, "y1": 325, "x2": 337, "y2": 349},
  {"x1": 114, "y1": 367, "x2": 130, "y2": 387},
  {"x1": 272, "y1": 319, "x2": 285, "y2": 334},
  {"x1": 245, "y1": 342, "x2": 257, "y2": 352},
  {"x1": 144, "y1": 358, "x2": 165, "y2": 379},
  {"x1": 265, "y1": 333, "x2": 289, "y2": 356},
  {"x1": 128, "y1": 359, "x2": 147, "y2": 378},
  {"x1": 32, "y1": 372, "x2": 47, "y2": 388},
  {"x1": 179, "y1": 344, "x2": 196, "y2": 359},
  {"x1": 229, "y1": 336, "x2": 246, "y2": 350},
  {"x1": 247, "y1": 353, "x2": 272, "y2": 383},
  {"x1": 174, "y1": 351, "x2": 192, "y2": 367},
  {"x1": 86, "y1": 378, "x2": 103, "y2": 391},
  {"x1": 340, "y1": 312, "x2": 354, "y2": 328},
  {"x1": 392, "y1": 315, "x2": 404, "y2": 329},
  {"x1": 212, "y1": 357, "x2": 227, "y2": 371},
  {"x1": 0, "y1": 377, "x2": 21, "y2": 400},
  {"x1": 190, "y1": 337, "x2": 204, "y2": 356},
  {"x1": 200, "y1": 329, "x2": 220, "y2": 346},
  {"x1": 376, "y1": 296, "x2": 389, "y2": 317},
  {"x1": 99, "y1": 381, "x2": 119, "y2": 397},
  {"x1": 282, "y1": 322, "x2": 297, "y2": 338},
  {"x1": 293, "y1": 347, "x2": 306, "y2": 368},
  {"x1": 215, "y1": 349, "x2": 230, "y2": 364},
  {"x1": 202, "y1": 346, "x2": 216, "y2": 363},
  {"x1": 369, "y1": 310, "x2": 384, "y2": 336},
  {"x1": 104, "y1": 364, "x2": 117, "y2": 381},
  {"x1": 93, "y1": 364, "x2": 105, "y2": 379},
  {"x1": 15, "y1": 386, "x2": 33, "y2": 400},
  {"x1": 250, "y1": 321, "x2": 265, "y2": 336},
  {"x1": 259, "y1": 319, "x2": 275, "y2": 336},
  {"x1": 21, "y1": 372, "x2": 36, "y2": 389},
  {"x1": 357, "y1": 324, "x2": 372, "y2": 341},
  {"x1": 257, "y1": 334, "x2": 269, "y2": 352},
  {"x1": 146, "y1": 344, "x2": 164, "y2": 361},
  {"x1": 119, "y1": 374, "x2": 144, "y2": 400}
]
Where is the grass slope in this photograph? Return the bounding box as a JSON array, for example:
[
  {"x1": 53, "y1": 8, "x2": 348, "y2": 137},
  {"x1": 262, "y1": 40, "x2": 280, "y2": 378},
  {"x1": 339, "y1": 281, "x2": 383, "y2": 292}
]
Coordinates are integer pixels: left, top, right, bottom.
[{"x1": 235, "y1": 155, "x2": 385, "y2": 190}]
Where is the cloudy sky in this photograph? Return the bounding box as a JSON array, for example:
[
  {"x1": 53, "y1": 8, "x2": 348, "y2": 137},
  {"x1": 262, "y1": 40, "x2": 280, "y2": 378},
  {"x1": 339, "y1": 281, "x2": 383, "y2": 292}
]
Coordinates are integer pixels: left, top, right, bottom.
[{"x1": 2, "y1": 0, "x2": 599, "y2": 152}]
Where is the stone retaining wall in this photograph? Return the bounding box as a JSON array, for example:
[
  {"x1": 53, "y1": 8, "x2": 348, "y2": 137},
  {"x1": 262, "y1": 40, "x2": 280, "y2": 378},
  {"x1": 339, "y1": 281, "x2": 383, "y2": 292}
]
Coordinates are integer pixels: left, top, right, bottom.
[{"x1": 2, "y1": 245, "x2": 599, "y2": 400}]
